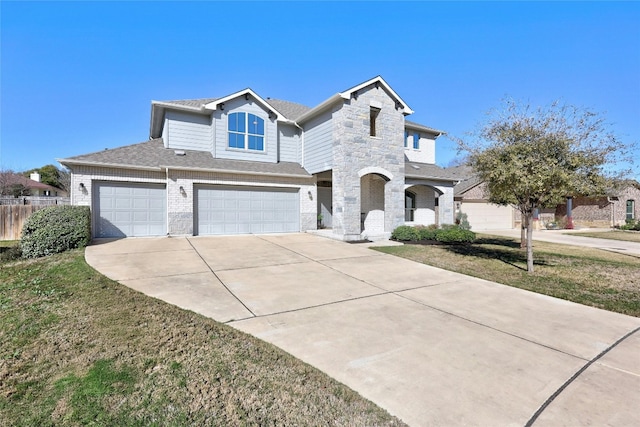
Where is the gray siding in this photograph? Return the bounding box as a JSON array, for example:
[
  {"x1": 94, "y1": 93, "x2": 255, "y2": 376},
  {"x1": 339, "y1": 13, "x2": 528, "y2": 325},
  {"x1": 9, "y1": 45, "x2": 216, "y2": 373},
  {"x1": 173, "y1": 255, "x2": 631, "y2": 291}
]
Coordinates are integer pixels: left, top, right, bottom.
[
  {"x1": 213, "y1": 97, "x2": 278, "y2": 163},
  {"x1": 165, "y1": 111, "x2": 212, "y2": 151},
  {"x1": 278, "y1": 123, "x2": 300, "y2": 163},
  {"x1": 302, "y1": 110, "x2": 333, "y2": 173}
]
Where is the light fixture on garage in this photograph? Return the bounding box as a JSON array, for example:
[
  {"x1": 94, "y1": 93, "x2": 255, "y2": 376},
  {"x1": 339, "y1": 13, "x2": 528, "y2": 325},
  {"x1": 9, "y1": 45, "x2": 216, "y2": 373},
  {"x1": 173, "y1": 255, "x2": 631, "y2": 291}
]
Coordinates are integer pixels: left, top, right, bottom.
[
  {"x1": 308, "y1": 190, "x2": 313, "y2": 200},
  {"x1": 79, "y1": 183, "x2": 85, "y2": 189},
  {"x1": 179, "y1": 186, "x2": 186, "y2": 196}
]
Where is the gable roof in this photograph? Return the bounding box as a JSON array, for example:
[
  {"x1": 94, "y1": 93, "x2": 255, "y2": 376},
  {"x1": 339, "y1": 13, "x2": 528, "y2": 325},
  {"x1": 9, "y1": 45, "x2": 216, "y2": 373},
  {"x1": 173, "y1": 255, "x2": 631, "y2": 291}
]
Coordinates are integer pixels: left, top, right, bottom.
[
  {"x1": 58, "y1": 139, "x2": 312, "y2": 178},
  {"x1": 149, "y1": 76, "x2": 439, "y2": 139},
  {"x1": 202, "y1": 88, "x2": 291, "y2": 122},
  {"x1": 296, "y1": 76, "x2": 414, "y2": 123},
  {"x1": 340, "y1": 76, "x2": 414, "y2": 114},
  {"x1": 0, "y1": 173, "x2": 64, "y2": 193}
]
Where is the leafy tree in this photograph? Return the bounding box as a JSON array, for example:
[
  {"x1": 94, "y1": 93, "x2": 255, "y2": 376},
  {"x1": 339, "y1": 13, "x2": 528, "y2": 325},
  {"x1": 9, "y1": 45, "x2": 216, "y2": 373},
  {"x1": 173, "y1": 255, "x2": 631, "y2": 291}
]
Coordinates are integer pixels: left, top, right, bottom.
[
  {"x1": 23, "y1": 164, "x2": 65, "y2": 189},
  {"x1": 457, "y1": 99, "x2": 634, "y2": 273}
]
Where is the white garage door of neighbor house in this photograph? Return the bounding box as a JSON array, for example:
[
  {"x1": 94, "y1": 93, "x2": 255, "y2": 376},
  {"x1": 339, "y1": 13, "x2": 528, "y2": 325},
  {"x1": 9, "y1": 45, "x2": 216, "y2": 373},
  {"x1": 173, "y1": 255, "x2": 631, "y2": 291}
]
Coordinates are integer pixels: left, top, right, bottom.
[
  {"x1": 461, "y1": 202, "x2": 513, "y2": 230},
  {"x1": 196, "y1": 185, "x2": 299, "y2": 235},
  {"x1": 94, "y1": 182, "x2": 166, "y2": 238}
]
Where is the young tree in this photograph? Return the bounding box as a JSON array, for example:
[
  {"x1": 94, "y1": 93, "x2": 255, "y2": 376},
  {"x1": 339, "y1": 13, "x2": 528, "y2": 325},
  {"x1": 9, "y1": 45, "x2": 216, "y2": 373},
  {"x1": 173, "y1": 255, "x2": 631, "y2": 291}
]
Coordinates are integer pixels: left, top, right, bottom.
[{"x1": 457, "y1": 99, "x2": 634, "y2": 273}]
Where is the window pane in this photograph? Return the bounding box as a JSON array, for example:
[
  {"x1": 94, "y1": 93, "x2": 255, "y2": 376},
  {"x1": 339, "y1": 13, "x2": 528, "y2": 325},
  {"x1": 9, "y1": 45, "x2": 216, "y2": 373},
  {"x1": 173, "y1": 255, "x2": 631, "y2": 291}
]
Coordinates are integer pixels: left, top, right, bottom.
[
  {"x1": 228, "y1": 113, "x2": 238, "y2": 132},
  {"x1": 248, "y1": 114, "x2": 264, "y2": 136},
  {"x1": 256, "y1": 116, "x2": 264, "y2": 135},
  {"x1": 404, "y1": 131, "x2": 408, "y2": 147},
  {"x1": 248, "y1": 135, "x2": 264, "y2": 151},
  {"x1": 413, "y1": 133, "x2": 420, "y2": 149},
  {"x1": 229, "y1": 133, "x2": 245, "y2": 149},
  {"x1": 237, "y1": 112, "x2": 245, "y2": 132}
]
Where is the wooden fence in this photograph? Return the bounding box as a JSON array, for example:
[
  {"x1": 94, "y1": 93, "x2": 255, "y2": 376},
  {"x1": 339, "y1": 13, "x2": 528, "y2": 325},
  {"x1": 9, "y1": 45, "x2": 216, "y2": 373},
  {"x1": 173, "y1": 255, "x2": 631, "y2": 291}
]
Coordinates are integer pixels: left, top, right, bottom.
[
  {"x1": 0, "y1": 196, "x2": 70, "y2": 206},
  {"x1": 0, "y1": 205, "x2": 50, "y2": 240}
]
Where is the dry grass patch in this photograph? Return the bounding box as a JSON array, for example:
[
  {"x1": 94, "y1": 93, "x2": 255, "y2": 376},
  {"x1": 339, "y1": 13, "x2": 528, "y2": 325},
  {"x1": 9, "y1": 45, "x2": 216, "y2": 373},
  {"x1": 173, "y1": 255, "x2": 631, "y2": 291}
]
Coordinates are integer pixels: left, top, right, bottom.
[
  {"x1": 568, "y1": 230, "x2": 640, "y2": 243},
  {"x1": 0, "y1": 250, "x2": 406, "y2": 426},
  {"x1": 375, "y1": 234, "x2": 640, "y2": 317}
]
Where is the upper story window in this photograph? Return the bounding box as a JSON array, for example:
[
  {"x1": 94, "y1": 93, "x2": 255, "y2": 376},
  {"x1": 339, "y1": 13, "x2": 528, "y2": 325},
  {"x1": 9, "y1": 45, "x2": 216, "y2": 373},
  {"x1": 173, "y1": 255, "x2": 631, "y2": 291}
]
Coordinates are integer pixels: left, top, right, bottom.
[
  {"x1": 413, "y1": 133, "x2": 420, "y2": 149},
  {"x1": 228, "y1": 112, "x2": 264, "y2": 151},
  {"x1": 627, "y1": 200, "x2": 635, "y2": 220},
  {"x1": 404, "y1": 131, "x2": 408, "y2": 147},
  {"x1": 370, "y1": 107, "x2": 380, "y2": 137}
]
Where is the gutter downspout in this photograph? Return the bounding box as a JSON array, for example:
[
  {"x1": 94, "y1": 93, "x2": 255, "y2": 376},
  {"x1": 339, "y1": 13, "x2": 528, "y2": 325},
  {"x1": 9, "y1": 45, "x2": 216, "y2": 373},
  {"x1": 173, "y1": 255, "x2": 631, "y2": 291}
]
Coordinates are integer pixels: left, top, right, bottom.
[
  {"x1": 293, "y1": 122, "x2": 305, "y2": 169},
  {"x1": 165, "y1": 167, "x2": 170, "y2": 236}
]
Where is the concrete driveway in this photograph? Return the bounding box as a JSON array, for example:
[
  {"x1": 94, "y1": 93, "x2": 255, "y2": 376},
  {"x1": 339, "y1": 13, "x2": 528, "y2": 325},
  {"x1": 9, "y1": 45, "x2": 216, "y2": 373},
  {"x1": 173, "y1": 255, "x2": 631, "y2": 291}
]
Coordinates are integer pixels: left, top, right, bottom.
[{"x1": 85, "y1": 233, "x2": 640, "y2": 426}]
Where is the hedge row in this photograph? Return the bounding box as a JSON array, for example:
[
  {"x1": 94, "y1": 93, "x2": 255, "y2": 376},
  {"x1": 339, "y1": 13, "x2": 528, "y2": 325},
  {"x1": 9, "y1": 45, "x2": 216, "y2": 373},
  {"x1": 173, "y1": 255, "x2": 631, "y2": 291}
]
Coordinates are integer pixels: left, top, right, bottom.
[
  {"x1": 391, "y1": 225, "x2": 476, "y2": 244},
  {"x1": 20, "y1": 205, "x2": 91, "y2": 258}
]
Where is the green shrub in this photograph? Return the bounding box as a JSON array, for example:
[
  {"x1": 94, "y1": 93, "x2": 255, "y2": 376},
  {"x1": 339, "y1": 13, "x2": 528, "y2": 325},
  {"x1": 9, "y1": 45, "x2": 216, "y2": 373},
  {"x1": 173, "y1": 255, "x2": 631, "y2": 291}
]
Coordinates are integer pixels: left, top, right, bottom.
[
  {"x1": 392, "y1": 224, "x2": 476, "y2": 243},
  {"x1": 620, "y1": 219, "x2": 640, "y2": 231},
  {"x1": 391, "y1": 225, "x2": 421, "y2": 241},
  {"x1": 21, "y1": 206, "x2": 91, "y2": 258},
  {"x1": 416, "y1": 226, "x2": 437, "y2": 241},
  {"x1": 434, "y1": 226, "x2": 476, "y2": 244}
]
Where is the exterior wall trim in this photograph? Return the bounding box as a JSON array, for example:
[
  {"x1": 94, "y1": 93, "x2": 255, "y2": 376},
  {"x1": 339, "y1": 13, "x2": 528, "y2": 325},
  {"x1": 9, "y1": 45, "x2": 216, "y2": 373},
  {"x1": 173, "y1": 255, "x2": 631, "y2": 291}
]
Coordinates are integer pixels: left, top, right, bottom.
[{"x1": 358, "y1": 166, "x2": 393, "y2": 181}]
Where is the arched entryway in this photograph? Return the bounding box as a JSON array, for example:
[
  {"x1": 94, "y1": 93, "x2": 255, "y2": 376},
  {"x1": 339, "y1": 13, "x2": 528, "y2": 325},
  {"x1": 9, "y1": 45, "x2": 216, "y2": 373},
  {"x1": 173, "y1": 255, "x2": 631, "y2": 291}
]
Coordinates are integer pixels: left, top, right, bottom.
[{"x1": 360, "y1": 172, "x2": 390, "y2": 235}]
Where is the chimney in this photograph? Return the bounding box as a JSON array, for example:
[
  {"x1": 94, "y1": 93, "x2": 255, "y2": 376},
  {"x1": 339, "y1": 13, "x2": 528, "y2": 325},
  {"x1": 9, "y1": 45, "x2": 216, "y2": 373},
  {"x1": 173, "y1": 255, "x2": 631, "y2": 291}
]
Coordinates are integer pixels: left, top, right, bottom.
[{"x1": 30, "y1": 172, "x2": 41, "y2": 182}]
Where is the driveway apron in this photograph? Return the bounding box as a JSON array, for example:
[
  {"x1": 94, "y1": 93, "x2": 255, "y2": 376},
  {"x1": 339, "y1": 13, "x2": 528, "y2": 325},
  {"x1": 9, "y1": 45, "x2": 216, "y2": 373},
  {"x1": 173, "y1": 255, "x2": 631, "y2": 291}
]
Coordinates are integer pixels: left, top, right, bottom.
[{"x1": 86, "y1": 233, "x2": 640, "y2": 427}]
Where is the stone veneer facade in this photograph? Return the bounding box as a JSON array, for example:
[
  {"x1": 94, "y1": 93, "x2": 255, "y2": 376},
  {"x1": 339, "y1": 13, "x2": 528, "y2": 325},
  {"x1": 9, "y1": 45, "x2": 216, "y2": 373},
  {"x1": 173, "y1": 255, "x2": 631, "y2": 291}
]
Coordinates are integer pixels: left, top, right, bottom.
[{"x1": 330, "y1": 84, "x2": 406, "y2": 240}]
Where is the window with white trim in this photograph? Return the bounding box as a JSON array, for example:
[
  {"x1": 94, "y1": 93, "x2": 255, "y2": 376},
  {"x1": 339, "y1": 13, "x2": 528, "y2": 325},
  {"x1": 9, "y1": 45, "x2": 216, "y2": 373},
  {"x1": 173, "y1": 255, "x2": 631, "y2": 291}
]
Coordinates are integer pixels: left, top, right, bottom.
[
  {"x1": 627, "y1": 200, "x2": 635, "y2": 220},
  {"x1": 228, "y1": 112, "x2": 264, "y2": 151}
]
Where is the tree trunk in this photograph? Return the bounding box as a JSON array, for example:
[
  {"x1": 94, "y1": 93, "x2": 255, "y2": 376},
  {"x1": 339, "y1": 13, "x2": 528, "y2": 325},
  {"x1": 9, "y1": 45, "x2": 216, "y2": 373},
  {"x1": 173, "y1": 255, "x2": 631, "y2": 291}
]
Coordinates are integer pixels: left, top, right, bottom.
[
  {"x1": 526, "y1": 213, "x2": 535, "y2": 273},
  {"x1": 520, "y1": 217, "x2": 527, "y2": 249}
]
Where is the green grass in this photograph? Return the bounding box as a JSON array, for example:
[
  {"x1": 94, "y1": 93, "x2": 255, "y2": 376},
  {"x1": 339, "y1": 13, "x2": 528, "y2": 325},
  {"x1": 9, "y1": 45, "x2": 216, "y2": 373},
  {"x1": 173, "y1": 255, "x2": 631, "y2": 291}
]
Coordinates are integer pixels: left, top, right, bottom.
[
  {"x1": 0, "y1": 240, "x2": 19, "y2": 248},
  {"x1": 375, "y1": 234, "x2": 640, "y2": 317},
  {"x1": 567, "y1": 230, "x2": 640, "y2": 243},
  {"x1": 0, "y1": 250, "x2": 406, "y2": 426}
]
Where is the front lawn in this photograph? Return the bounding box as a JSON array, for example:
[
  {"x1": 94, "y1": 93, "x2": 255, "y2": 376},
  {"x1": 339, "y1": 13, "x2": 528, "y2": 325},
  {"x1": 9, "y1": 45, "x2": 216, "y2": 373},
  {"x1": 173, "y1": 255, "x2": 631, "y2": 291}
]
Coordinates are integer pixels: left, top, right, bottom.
[
  {"x1": 567, "y1": 230, "x2": 640, "y2": 243},
  {"x1": 0, "y1": 250, "x2": 406, "y2": 426},
  {"x1": 374, "y1": 234, "x2": 640, "y2": 317}
]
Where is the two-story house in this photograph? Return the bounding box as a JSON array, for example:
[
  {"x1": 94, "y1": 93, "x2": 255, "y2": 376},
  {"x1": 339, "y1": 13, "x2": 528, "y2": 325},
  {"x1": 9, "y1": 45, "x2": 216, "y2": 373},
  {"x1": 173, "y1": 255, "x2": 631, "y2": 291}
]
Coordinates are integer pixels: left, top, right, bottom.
[{"x1": 59, "y1": 76, "x2": 459, "y2": 241}]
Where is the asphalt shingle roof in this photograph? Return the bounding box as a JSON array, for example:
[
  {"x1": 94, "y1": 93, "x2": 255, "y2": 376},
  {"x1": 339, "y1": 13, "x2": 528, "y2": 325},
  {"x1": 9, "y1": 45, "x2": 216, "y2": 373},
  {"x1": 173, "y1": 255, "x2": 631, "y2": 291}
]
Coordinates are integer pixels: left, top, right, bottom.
[
  {"x1": 156, "y1": 97, "x2": 313, "y2": 122},
  {"x1": 404, "y1": 162, "x2": 463, "y2": 182},
  {"x1": 59, "y1": 139, "x2": 311, "y2": 177},
  {"x1": 265, "y1": 99, "x2": 312, "y2": 121},
  {"x1": 405, "y1": 120, "x2": 445, "y2": 135}
]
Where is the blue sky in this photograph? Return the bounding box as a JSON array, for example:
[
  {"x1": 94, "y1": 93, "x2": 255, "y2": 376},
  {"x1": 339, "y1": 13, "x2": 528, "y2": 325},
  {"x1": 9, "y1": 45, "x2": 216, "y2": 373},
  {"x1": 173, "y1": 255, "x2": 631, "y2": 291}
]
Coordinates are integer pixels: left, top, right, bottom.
[{"x1": 2, "y1": 1, "x2": 639, "y2": 178}]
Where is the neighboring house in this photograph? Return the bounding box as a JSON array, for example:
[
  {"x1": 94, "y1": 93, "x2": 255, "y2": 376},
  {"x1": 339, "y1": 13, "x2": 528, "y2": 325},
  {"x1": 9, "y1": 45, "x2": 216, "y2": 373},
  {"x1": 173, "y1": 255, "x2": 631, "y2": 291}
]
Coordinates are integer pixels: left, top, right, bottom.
[
  {"x1": 0, "y1": 172, "x2": 68, "y2": 198},
  {"x1": 453, "y1": 167, "x2": 515, "y2": 230},
  {"x1": 553, "y1": 181, "x2": 640, "y2": 228},
  {"x1": 59, "y1": 76, "x2": 458, "y2": 240},
  {"x1": 453, "y1": 166, "x2": 639, "y2": 229}
]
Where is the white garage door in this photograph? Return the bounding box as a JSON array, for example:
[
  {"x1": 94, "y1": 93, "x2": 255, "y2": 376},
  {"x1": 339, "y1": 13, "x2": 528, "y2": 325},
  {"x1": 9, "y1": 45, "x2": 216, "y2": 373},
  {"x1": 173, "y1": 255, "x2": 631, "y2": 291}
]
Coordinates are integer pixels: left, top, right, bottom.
[
  {"x1": 196, "y1": 185, "x2": 299, "y2": 235},
  {"x1": 461, "y1": 202, "x2": 514, "y2": 230},
  {"x1": 94, "y1": 182, "x2": 166, "y2": 238}
]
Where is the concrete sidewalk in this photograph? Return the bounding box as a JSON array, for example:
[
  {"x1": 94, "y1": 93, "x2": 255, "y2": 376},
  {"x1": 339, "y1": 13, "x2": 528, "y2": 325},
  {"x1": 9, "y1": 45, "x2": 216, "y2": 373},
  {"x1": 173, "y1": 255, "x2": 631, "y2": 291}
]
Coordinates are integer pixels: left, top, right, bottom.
[
  {"x1": 485, "y1": 228, "x2": 640, "y2": 256},
  {"x1": 85, "y1": 234, "x2": 640, "y2": 426}
]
